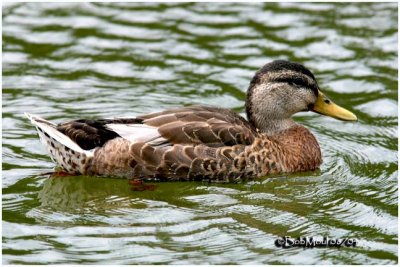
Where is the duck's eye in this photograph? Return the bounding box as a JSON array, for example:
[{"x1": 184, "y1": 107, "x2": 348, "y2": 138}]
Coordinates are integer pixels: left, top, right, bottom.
[
  {"x1": 292, "y1": 82, "x2": 302, "y2": 87},
  {"x1": 287, "y1": 81, "x2": 296, "y2": 86},
  {"x1": 273, "y1": 77, "x2": 309, "y2": 88},
  {"x1": 290, "y1": 78, "x2": 308, "y2": 88}
]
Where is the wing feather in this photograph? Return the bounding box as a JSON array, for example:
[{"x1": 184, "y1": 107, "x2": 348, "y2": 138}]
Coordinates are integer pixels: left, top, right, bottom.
[
  {"x1": 138, "y1": 105, "x2": 257, "y2": 147},
  {"x1": 56, "y1": 105, "x2": 257, "y2": 151}
]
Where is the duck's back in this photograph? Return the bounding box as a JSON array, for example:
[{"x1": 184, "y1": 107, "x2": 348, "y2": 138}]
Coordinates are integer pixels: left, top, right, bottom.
[{"x1": 56, "y1": 105, "x2": 257, "y2": 148}]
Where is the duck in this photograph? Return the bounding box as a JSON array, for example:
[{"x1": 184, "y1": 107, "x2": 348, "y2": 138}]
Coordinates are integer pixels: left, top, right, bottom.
[{"x1": 25, "y1": 60, "x2": 357, "y2": 182}]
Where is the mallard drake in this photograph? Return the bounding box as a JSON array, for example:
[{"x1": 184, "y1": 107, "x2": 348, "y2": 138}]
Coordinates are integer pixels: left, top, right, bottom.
[{"x1": 26, "y1": 60, "x2": 357, "y2": 181}]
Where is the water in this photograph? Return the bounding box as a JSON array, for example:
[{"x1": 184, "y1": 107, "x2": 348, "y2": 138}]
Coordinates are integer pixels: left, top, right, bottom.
[{"x1": 2, "y1": 2, "x2": 398, "y2": 264}]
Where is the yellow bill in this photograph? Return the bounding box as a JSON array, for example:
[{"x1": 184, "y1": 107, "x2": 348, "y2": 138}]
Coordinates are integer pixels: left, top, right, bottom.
[{"x1": 311, "y1": 90, "x2": 357, "y2": 121}]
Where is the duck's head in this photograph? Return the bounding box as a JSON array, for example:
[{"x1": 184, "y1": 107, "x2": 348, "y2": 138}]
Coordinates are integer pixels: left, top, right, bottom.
[{"x1": 245, "y1": 60, "x2": 357, "y2": 134}]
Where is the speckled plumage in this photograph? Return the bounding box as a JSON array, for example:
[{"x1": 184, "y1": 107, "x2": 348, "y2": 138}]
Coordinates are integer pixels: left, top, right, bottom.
[
  {"x1": 26, "y1": 60, "x2": 357, "y2": 181},
  {"x1": 84, "y1": 118, "x2": 321, "y2": 181}
]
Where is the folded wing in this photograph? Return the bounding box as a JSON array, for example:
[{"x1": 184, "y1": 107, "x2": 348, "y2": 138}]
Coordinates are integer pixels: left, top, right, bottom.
[{"x1": 57, "y1": 105, "x2": 257, "y2": 150}]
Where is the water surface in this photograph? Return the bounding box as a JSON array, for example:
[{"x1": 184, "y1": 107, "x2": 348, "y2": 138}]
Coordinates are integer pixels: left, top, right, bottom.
[{"x1": 2, "y1": 2, "x2": 398, "y2": 264}]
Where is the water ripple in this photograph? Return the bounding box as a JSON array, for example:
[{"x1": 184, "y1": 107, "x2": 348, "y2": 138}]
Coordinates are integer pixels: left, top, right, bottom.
[{"x1": 2, "y1": 2, "x2": 397, "y2": 265}]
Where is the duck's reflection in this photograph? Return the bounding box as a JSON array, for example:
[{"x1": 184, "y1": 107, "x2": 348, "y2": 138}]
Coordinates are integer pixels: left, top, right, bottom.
[
  {"x1": 38, "y1": 176, "x2": 140, "y2": 211},
  {"x1": 37, "y1": 175, "x2": 200, "y2": 212}
]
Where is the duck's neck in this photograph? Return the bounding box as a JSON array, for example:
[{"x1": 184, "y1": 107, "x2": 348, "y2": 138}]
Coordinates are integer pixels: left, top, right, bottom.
[
  {"x1": 246, "y1": 101, "x2": 297, "y2": 135},
  {"x1": 254, "y1": 118, "x2": 297, "y2": 136}
]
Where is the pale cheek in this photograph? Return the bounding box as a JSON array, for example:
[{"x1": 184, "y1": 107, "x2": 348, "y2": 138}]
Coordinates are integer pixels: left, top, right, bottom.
[{"x1": 286, "y1": 96, "x2": 305, "y2": 114}]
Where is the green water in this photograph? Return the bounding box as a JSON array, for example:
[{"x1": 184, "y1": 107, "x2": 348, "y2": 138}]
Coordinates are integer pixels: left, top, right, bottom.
[{"x1": 2, "y1": 2, "x2": 398, "y2": 264}]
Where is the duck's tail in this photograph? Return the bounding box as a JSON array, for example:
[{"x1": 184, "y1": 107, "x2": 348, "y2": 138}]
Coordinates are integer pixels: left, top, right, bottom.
[{"x1": 24, "y1": 113, "x2": 93, "y2": 174}]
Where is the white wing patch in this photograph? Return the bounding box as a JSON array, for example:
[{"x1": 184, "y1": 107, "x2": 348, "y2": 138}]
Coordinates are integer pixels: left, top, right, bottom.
[{"x1": 106, "y1": 123, "x2": 168, "y2": 146}]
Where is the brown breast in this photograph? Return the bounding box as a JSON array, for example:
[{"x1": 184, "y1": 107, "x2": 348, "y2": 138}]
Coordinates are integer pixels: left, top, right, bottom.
[{"x1": 269, "y1": 125, "x2": 322, "y2": 172}]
